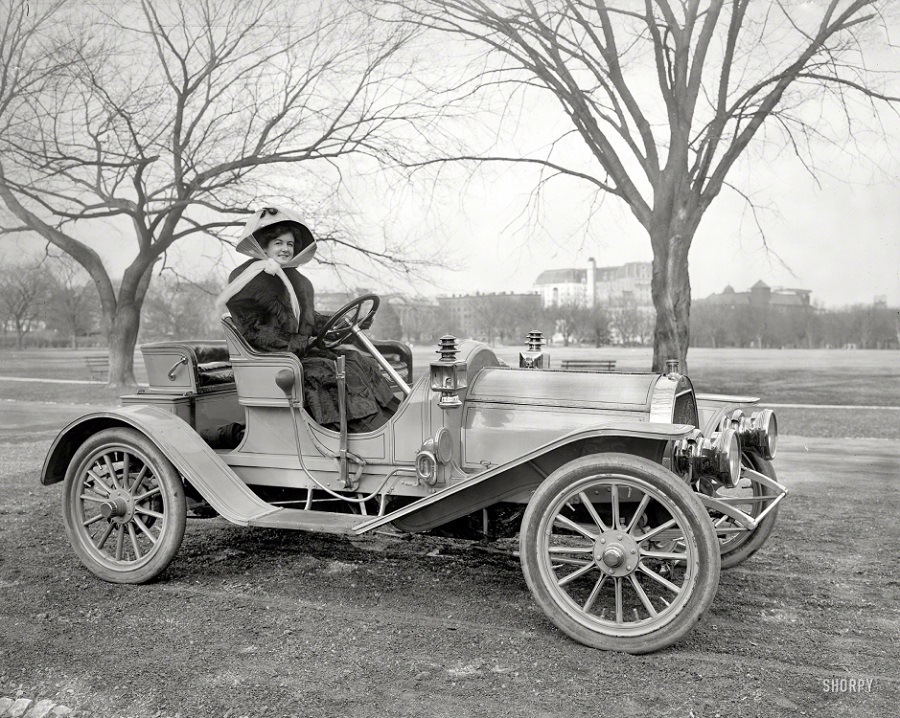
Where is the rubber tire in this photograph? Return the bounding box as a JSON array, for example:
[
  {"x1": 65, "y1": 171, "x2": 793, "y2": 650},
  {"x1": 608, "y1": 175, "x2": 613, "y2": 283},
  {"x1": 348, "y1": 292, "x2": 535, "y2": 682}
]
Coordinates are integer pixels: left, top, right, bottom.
[
  {"x1": 719, "y1": 451, "x2": 780, "y2": 569},
  {"x1": 519, "y1": 453, "x2": 721, "y2": 654},
  {"x1": 62, "y1": 427, "x2": 187, "y2": 584}
]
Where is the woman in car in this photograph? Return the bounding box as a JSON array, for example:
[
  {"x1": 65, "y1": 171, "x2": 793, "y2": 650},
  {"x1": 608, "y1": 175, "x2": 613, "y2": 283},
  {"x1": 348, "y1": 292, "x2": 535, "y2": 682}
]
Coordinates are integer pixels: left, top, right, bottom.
[{"x1": 216, "y1": 206, "x2": 393, "y2": 432}]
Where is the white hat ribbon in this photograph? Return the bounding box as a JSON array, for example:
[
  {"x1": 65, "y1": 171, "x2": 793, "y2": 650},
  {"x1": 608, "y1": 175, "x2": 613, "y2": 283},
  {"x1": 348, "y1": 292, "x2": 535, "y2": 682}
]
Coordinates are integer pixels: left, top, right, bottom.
[{"x1": 215, "y1": 256, "x2": 301, "y2": 330}]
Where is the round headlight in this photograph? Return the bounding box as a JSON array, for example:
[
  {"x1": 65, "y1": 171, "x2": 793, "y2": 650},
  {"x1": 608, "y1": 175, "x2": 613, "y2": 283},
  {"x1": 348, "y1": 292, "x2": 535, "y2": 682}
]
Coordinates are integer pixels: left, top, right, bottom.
[
  {"x1": 717, "y1": 428, "x2": 741, "y2": 488},
  {"x1": 697, "y1": 429, "x2": 741, "y2": 487},
  {"x1": 763, "y1": 411, "x2": 777, "y2": 459},
  {"x1": 751, "y1": 409, "x2": 777, "y2": 460},
  {"x1": 434, "y1": 427, "x2": 453, "y2": 464}
]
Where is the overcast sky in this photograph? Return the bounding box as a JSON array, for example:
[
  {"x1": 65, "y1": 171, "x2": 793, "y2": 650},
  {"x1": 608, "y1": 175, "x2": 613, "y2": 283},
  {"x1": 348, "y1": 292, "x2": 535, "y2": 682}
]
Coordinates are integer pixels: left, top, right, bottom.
[
  {"x1": 4, "y1": 2, "x2": 898, "y2": 309},
  {"x1": 323, "y1": 103, "x2": 900, "y2": 307}
]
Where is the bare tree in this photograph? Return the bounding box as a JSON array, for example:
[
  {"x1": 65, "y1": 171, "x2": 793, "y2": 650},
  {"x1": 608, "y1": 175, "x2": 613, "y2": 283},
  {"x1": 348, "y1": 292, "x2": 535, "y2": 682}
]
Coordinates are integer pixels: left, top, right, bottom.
[
  {"x1": 140, "y1": 272, "x2": 223, "y2": 341},
  {"x1": 550, "y1": 299, "x2": 590, "y2": 346},
  {"x1": 0, "y1": 0, "x2": 432, "y2": 386},
  {"x1": 610, "y1": 298, "x2": 647, "y2": 346},
  {"x1": 43, "y1": 254, "x2": 100, "y2": 348},
  {"x1": 386, "y1": 0, "x2": 899, "y2": 371},
  {"x1": 0, "y1": 257, "x2": 52, "y2": 348}
]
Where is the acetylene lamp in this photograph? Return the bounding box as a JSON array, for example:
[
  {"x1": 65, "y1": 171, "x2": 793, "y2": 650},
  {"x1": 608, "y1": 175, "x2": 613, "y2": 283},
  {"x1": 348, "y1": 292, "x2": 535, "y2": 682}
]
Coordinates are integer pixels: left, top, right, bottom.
[
  {"x1": 430, "y1": 335, "x2": 468, "y2": 409},
  {"x1": 519, "y1": 330, "x2": 549, "y2": 369}
]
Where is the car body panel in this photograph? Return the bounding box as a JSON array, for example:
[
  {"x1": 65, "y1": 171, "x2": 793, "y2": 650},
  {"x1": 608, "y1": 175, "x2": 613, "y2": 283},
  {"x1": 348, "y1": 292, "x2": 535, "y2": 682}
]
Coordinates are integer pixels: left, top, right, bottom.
[
  {"x1": 42, "y1": 324, "x2": 776, "y2": 538},
  {"x1": 696, "y1": 393, "x2": 762, "y2": 436}
]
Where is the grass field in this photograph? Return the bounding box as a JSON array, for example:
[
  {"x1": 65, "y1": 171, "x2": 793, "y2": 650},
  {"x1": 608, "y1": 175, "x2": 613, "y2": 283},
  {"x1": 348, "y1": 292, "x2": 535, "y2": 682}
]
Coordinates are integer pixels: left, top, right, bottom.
[
  {"x1": 2, "y1": 345, "x2": 898, "y2": 438},
  {"x1": 1, "y1": 348, "x2": 898, "y2": 717}
]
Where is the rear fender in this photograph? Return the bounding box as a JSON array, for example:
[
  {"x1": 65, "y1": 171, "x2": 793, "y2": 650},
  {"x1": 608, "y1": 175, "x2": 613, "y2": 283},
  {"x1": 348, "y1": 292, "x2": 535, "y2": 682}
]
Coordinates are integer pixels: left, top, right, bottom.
[
  {"x1": 354, "y1": 422, "x2": 693, "y2": 534},
  {"x1": 40, "y1": 405, "x2": 279, "y2": 526}
]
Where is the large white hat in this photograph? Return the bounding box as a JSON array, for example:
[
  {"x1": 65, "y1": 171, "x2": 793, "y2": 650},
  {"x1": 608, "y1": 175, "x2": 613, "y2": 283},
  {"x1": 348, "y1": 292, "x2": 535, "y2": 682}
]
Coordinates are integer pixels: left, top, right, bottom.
[{"x1": 235, "y1": 206, "x2": 316, "y2": 267}]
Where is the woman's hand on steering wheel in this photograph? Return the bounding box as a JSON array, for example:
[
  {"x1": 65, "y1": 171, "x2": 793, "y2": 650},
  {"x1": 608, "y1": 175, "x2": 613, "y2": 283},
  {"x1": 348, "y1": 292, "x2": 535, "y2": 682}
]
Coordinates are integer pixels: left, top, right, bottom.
[{"x1": 314, "y1": 294, "x2": 379, "y2": 350}]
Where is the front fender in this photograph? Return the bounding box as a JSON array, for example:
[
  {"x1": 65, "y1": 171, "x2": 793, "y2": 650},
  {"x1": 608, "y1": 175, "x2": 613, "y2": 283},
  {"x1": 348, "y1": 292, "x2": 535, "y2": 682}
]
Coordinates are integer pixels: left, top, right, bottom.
[
  {"x1": 40, "y1": 404, "x2": 278, "y2": 526},
  {"x1": 354, "y1": 422, "x2": 694, "y2": 535},
  {"x1": 695, "y1": 393, "x2": 761, "y2": 436}
]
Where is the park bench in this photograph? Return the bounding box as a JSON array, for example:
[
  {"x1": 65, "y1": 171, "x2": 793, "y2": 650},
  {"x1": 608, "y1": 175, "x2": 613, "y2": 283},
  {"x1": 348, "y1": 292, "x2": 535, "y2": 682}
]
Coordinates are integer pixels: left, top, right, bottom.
[
  {"x1": 560, "y1": 359, "x2": 617, "y2": 372},
  {"x1": 84, "y1": 355, "x2": 109, "y2": 382}
]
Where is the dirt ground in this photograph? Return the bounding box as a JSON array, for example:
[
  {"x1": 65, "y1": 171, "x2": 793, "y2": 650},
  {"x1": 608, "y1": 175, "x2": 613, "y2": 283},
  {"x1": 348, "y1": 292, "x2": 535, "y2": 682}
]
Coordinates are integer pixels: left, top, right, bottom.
[{"x1": 1, "y1": 403, "x2": 898, "y2": 718}]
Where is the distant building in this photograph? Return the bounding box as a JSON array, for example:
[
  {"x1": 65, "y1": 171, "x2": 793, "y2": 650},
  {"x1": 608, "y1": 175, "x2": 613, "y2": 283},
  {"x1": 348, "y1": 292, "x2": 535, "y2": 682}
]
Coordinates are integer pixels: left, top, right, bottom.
[
  {"x1": 390, "y1": 295, "x2": 442, "y2": 343},
  {"x1": 695, "y1": 280, "x2": 811, "y2": 312},
  {"x1": 534, "y1": 259, "x2": 653, "y2": 309},
  {"x1": 436, "y1": 291, "x2": 542, "y2": 343}
]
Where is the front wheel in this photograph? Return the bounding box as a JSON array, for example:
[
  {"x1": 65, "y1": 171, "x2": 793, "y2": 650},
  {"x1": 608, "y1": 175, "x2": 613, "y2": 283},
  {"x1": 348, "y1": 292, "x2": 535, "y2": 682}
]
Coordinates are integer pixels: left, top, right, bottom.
[
  {"x1": 520, "y1": 453, "x2": 720, "y2": 654},
  {"x1": 62, "y1": 427, "x2": 187, "y2": 583},
  {"x1": 716, "y1": 451, "x2": 780, "y2": 569}
]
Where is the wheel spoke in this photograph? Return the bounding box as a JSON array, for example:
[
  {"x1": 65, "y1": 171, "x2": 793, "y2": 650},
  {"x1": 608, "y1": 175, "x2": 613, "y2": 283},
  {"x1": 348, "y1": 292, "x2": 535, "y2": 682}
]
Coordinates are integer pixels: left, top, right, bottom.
[
  {"x1": 133, "y1": 515, "x2": 158, "y2": 544},
  {"x1": 87, "y1": 469, "x2": 112, "y2": 496},
  {"x1": 95, "y1": 521, "x2": 115, "y2": 550},
  {"x1": 80, "y1": 493, "x2": 107, "y2": 504},
  {"x1": 128, "y1": 465, "x2": 148, "y2": 494},
  {"x1": 628, "y1": 574, "x2": 658, "y2": 617},
  {"x1": 634, "y1": 518, "x2": 678, "y2": 543},
  {"x1": 614, "y1": 577, "x2": 624, "y2": 624},
  {"x1": 115, "y1": 525, "x2": 125, "y2": 560},
  {"x1": 548, "y1": 545, "x2": 594, "y2": 555},
  {"x1": 637, "y1": 563, "x2": 682, "y2": 594},
  {"x1": 127, "y1": 523, "x2": 142, "y2": 559},
  {"x1": 626, "y1": 493, "x2": 651, "y2": 534},
  {"x1": 82, "y1": 513, "x2": 105, "y2": 528},
  {"x1": 134, "y1": 505, "x2": 164, "y2": 520},
  {"x1": 582, "y1": 574, "x2": 607, "y2": 613},
  {"x1": 610, "y1": 483, "x2": 621, "y2": 529},
  {"x1": 553, "y1": 513, "x2": 598, "y2": 541},
  {"x1": 578, "y1": 491, "x2": 609, "y2": 532},
  {"x1": 121, "y1": 452, "x2": 131, "y2": 492},
  {"x1": 556, "y1": 560, "x2": 596, "y2": 587},
  {"x1": 552, "y1": 556, "x2": 595, "y2": 568},
  {"x1": 640, "y1": 549, "x2": 688, "y2": 561},
  {"x1": 104, "y1": 454, "x2": 121, "y2": 490},
  {"x1": 134, "y1": 486, "x2": 161, "y2": 503}
]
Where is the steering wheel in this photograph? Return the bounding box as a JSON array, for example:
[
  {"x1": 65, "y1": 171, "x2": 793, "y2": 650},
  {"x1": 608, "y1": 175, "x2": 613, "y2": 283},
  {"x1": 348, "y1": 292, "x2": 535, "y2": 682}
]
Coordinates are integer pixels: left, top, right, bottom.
[{"x1": 314, "y1": 294, "x2": 380, "y2": 350}]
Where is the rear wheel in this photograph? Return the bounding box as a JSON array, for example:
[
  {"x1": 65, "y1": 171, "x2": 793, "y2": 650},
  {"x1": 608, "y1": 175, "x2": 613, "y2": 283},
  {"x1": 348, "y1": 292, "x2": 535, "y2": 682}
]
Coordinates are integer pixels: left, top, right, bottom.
[
  {"x1": 62, "y1": 427, "x2": 186, "y2": 583},
  {"x1": 520, "y1": 453, "x2": 720, "y2": 654},
  {"x1": 716, "y1": 451, "x2": 780, "y2": 569}
]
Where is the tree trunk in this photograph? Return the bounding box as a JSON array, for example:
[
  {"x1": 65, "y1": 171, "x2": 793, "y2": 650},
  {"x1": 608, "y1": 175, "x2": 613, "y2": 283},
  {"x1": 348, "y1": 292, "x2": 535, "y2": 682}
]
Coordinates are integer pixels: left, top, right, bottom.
[
  {"x1": 650, "y1": 231, "x2": 692, "y2": 375},
  {"x1": 107, "y1": 302, "x2": 142, "y2": 388}
]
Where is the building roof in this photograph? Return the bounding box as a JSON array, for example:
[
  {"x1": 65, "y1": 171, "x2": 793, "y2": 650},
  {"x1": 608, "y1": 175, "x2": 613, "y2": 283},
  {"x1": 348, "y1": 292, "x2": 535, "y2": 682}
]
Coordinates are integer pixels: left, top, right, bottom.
[
  {"x1": 535, "y1": 268, "x2": 585, "y2": 285},
  {"x1": 696, "y1": 280, "x2": 811, "y2": 308},
  {"x1": 535, "y1": 261, "x2": 652, "y2": 286}
]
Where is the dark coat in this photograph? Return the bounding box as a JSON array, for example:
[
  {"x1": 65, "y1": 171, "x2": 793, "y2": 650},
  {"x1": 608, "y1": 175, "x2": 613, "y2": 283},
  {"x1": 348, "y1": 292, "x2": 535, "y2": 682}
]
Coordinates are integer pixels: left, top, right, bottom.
[
  {"x1": 226, "y1": 260, "x2": 392, "y2": 429},
  {"x1": 226, "y1": 258, "x2": 327, "y2": 353}
]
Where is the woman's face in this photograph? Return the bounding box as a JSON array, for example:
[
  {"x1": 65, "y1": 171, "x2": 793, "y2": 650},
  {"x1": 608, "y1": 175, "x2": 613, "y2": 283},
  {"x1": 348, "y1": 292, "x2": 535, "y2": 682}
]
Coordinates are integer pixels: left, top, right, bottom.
[{"x1": 264, "y1": 231, "x2": 295, "y2": 265}]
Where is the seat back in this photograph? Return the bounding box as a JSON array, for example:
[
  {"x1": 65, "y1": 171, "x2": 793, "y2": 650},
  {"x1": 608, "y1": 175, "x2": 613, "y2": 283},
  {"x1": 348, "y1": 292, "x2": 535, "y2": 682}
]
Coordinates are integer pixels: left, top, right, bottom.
[{"x1": 221, "y1": 317, "x2": 304, "y2": 408}]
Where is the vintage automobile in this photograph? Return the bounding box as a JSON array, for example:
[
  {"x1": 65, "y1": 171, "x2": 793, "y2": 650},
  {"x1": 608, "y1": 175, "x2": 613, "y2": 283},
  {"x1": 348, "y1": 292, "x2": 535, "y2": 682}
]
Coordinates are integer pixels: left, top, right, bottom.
[{"x1": 40, "y1": 295, "x2": 786, "y2": 654}]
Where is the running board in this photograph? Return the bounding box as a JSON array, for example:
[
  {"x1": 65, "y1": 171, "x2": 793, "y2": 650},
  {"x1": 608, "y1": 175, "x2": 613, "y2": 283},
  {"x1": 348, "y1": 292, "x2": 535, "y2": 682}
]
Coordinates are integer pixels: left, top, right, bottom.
[{"x1": 249, "y1": 509, "x2": 363, "y2": 534}]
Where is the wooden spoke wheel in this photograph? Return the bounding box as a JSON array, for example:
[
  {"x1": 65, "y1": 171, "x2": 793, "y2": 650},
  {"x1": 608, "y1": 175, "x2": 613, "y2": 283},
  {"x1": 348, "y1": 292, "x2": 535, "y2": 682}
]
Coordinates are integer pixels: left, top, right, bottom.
[
  {"x1": 62, "y1": 428, "x2": 186, "y2": 584},
  {"x1": 520, "y1": 453, "x2": 720, "y2": 654}
]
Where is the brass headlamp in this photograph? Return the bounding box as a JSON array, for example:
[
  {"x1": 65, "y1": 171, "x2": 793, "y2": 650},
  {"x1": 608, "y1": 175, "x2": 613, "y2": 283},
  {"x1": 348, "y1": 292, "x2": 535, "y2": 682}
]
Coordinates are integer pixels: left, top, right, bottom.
[{"x1": 722, "y1": 408, "x2": 778, "y2": 460}]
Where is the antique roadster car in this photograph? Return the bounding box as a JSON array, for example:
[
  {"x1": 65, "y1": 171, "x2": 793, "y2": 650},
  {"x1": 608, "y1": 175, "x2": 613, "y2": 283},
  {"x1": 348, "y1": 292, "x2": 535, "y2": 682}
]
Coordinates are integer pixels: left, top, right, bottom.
[{"x1": 40, "y1": 295, "x2": 786, "y2": 654}]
